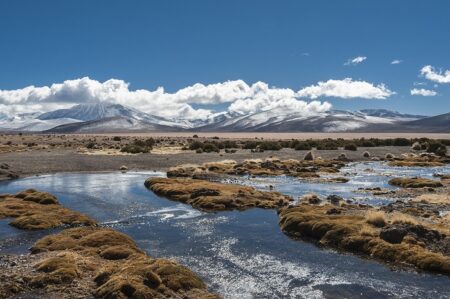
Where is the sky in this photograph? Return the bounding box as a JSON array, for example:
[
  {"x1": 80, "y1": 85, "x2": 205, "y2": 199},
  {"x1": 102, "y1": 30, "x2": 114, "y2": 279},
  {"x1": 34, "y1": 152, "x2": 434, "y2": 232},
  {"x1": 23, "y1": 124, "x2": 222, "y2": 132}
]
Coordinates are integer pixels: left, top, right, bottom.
[{"x1": 0, "y1": 0, "x2": 449, "y2": 120}]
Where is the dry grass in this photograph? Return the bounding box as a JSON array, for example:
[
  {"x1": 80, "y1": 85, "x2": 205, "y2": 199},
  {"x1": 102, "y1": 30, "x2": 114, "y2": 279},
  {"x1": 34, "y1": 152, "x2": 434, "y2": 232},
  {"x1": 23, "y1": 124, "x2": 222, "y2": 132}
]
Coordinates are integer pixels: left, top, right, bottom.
[
  {"x1": 279, "y1": 203, "x2": 450, "y2": 275},
  {"x1": 389, "y1": 212, "x2": 419, "y2": 225},
  {"x1": 412, "y1": 193, "x2": 450, "y2": 205},
  {"x1": 365, "y1": 210, "x2": 387, "y2": 227},
  {"x1": 388, "y1": 177, "x2": 443, "y2": 188},
  {"x1": 19, "y1": 227, "x2": 219, "y2": 298},
  {"x1": 360, "y1": 225, "x2": 379, "y2": 237},
  {"x1": 388, "y1": 161, "x2": 445, "y2": 167},
  {"x1": 145, "y1": 177, "x2": 292, "y2": 211},
  {"x1": 0, "y1": 189, "x2": 96, "y2": 230},
  {"x1": 166, "y1": 157, "x2": 347, "y2": 180}
]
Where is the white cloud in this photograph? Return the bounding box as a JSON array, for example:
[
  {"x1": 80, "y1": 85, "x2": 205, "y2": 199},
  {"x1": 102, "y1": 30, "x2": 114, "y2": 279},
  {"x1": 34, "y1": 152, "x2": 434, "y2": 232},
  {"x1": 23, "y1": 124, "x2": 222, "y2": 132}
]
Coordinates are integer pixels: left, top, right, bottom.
[
  {"x1": 344, "y1": 56, "x2": 367, "y2": 66},
  {"x1": 391, "y1": 59, "x2": 402, "y2": 65},
  {"x1": 420, "y1": 65, "x2": 450, "y2": 83},
  {"x1": 410, "y1": 88, "x2": 437, "y2": 96},
  {"x1": 297, "y1": 78, "x2": 395, "y2": 100},
  {"x1": 0, "y1": 77, "x2": 333, "y2": 120}
]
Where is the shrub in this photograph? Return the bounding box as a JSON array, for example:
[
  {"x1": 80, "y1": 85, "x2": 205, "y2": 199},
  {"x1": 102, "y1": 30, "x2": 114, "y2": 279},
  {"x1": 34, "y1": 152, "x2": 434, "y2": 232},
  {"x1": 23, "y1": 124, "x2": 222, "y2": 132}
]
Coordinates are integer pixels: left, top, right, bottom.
[
  {"x1": 120, "y1": 144, "x2": 150, "y2": 154},
  {"x1": 316, "y1": 141, "x2": 338, "y2": 150},
  {"x1": 221, "y1": 140, "x2": 238, "y2": 149},
  {"x1": 344, "y1": 144, "x2": 357, "y2": 151},
  {"x1": 427, "y1": 142, "x2": 447, "y2": 156},
  {"x1": 243, "y1": 141, "x2": 259, "y2": 149},
  {"x1": 294, "y1": 142, "x2": 312, "y2": 151},
  {"x1": 112, "y1": 136, "x2": 121, "y2": 141},
  {"x1": 202, "y1": 143, "x2": 220, "y2": 153},
  {"x1": 189, "y1": 141, "x2": 204, "y2": 150},
  {"x1": 259, "y1": 141, "x2": 282, "y2": 151},
  {"x1": 392, "y1": 138, "x2": 411, "y2": 146},
  {"x1": 86, "y1": 142, "x2": 96, "y2": 149}
]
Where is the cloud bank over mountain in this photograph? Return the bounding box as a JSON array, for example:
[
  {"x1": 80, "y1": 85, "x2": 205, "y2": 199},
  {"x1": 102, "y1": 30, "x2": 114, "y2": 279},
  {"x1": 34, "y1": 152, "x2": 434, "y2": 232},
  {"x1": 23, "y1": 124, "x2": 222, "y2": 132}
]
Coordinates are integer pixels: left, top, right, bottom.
[
  {"x1": 0, "y1": 77, "x2": 395, "y2": 121},
  {"x1": 297, "y1": 78, "x2": 394, "y2": 100}
]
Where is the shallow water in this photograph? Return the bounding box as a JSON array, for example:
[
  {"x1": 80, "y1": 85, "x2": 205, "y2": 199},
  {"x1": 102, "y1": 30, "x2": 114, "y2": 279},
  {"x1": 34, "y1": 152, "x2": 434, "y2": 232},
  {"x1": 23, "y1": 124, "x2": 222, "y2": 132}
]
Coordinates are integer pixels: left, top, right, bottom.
[{"x1": 0, "y1": 162, "x2": 449, "y2": 299}]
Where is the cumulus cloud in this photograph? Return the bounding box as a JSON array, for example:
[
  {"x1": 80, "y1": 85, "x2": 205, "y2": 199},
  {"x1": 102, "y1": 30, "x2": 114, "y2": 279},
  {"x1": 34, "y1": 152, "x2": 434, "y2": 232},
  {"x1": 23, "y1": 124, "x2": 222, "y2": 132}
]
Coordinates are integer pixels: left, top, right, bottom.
[
  {"x1": 297, "y1": 78, "x2": 395, "y2": 100},
  {"x1": 410, "y1": 88, "x2": 437, "y2": 96},
  {"x1": 420, "y1": 65, "x2": 450, "y2": 84},
  {"x1": 344, "y1": 56, "x2": 367, "y2": 66},
  {"x1": 391, "y1": 59, "x2": 402, "y2": 65},
  {"x1": 0, "y1": 77, "x2": 333, "y2": 120}
]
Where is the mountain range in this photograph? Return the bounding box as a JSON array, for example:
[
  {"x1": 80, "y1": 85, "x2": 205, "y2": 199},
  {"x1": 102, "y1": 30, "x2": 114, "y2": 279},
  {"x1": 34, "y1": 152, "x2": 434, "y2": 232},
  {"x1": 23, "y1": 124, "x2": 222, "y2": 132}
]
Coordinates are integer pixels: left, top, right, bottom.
[{"x1": 0, "y1": 103, "x2": 448, "y2": 133}]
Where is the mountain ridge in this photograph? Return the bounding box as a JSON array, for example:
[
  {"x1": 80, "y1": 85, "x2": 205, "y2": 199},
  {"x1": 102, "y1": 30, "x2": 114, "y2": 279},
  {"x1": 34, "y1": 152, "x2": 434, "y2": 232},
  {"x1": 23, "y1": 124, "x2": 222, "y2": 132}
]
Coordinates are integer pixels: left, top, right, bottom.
[{"x1": 0, "y1": 103, "x2": 447, "y2": 133}]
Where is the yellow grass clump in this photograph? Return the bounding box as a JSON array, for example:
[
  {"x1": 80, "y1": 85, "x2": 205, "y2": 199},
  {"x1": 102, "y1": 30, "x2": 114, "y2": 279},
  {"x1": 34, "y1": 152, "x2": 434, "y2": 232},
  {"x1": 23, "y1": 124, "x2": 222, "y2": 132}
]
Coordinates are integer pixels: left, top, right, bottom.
[{"x1": 365, "y1": 210, "x2": 387, "y2": 227}]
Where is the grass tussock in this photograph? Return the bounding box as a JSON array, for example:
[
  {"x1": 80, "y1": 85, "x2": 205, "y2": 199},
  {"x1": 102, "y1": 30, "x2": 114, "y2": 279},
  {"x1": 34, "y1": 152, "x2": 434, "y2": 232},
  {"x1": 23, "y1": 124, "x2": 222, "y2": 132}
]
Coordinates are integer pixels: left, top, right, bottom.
[
  {"x1": 388, "y1": 177, "x2": 443, "y2": 188},
  {"x1": 21, "y1": 227, "x2": 219, "y2": 298},
  {"x1": 365, "y1": 210, "x2": 387, "y2": 227},
  {"x1": 413, "y1": 193, "x2": 450, "y2": 205},
  {"x1": 0, "y1": 189, "x2": 96, "y2": 230},
  {"x1": 279, "y1": 203, "x2": 450, "y2": 275},
  {"x1": 145, "y1": 177, "x2": 292, "y2": 211},
  {"x1": 389, "y1": 212, "x2": 419, "y2": 226},
  {"x1": 166, "y1": 157, "x2": 347, "y2": 179}
]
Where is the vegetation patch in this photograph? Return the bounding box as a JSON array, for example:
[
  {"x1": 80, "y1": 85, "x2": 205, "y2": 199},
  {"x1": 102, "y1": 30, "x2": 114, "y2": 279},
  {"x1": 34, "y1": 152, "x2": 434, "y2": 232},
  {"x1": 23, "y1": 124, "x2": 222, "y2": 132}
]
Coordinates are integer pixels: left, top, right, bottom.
[
  {"x1": 1, "y1": 227, "x2": 219, "y2": 299},
  {"x1": 166, "y1": 157, "x2": 347, "y2": 179},
  {"x1": 388, "y1": 177, "x2": 443, "y2": 188},
  {"x1": 0, "y1": 189, "x2": 96, "y2": 230},
  {"x1": 278, "y1": 202, "x2": 450, "y2": 275},
  {"x1": 120, "y1": 138, "x2": 155, "y2": 154},
  {"x1": 145, "y1": 177, "x2": 292, "y2": 211}
]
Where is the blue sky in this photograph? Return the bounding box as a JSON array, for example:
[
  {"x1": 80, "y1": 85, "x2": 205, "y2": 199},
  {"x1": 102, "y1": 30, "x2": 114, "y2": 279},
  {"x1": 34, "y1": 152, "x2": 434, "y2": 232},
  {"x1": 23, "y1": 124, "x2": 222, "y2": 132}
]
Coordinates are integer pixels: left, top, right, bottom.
[{"x1": 0, "y1": 0, "x2": 449, "y2": 117}]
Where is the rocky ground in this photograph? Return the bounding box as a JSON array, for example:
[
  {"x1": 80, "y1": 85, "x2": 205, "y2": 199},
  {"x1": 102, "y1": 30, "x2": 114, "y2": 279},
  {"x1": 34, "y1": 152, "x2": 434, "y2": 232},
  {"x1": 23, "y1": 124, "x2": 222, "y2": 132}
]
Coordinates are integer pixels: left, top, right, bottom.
[{"x1": 0, "y1": 134, "x2": 427, "y2": 180}]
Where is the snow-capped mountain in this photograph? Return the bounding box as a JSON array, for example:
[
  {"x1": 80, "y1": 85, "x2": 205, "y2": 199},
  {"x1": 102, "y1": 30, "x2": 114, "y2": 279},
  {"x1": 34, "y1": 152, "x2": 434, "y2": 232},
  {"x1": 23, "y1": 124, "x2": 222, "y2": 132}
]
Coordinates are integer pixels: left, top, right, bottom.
[
  {"x1": 38, "y1": 103, "x2": 182, "y2": 128},
  {"x1": 195, "y1": 108, "x2": 427, "y2": 132},
  {"x1": 357, "y1": 109, "x2": 425, "y2": 121},
  {"x1": 0, "y1": 103, "x2": 186, "y2": 132},
  {"x1": 1, "y1": 104, "x2": 445, "y2": 133},
  {"x1": 45, "y1": 116, "x2": 179, "y2": 133}
]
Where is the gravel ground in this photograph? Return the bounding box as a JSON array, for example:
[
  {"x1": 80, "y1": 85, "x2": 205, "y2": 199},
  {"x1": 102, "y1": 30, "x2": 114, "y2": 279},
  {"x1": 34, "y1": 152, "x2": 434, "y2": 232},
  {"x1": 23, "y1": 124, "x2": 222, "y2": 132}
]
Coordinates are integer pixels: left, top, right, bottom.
[{"x1": 0, "y1": 146, "x2": 413, "y2": 179}]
